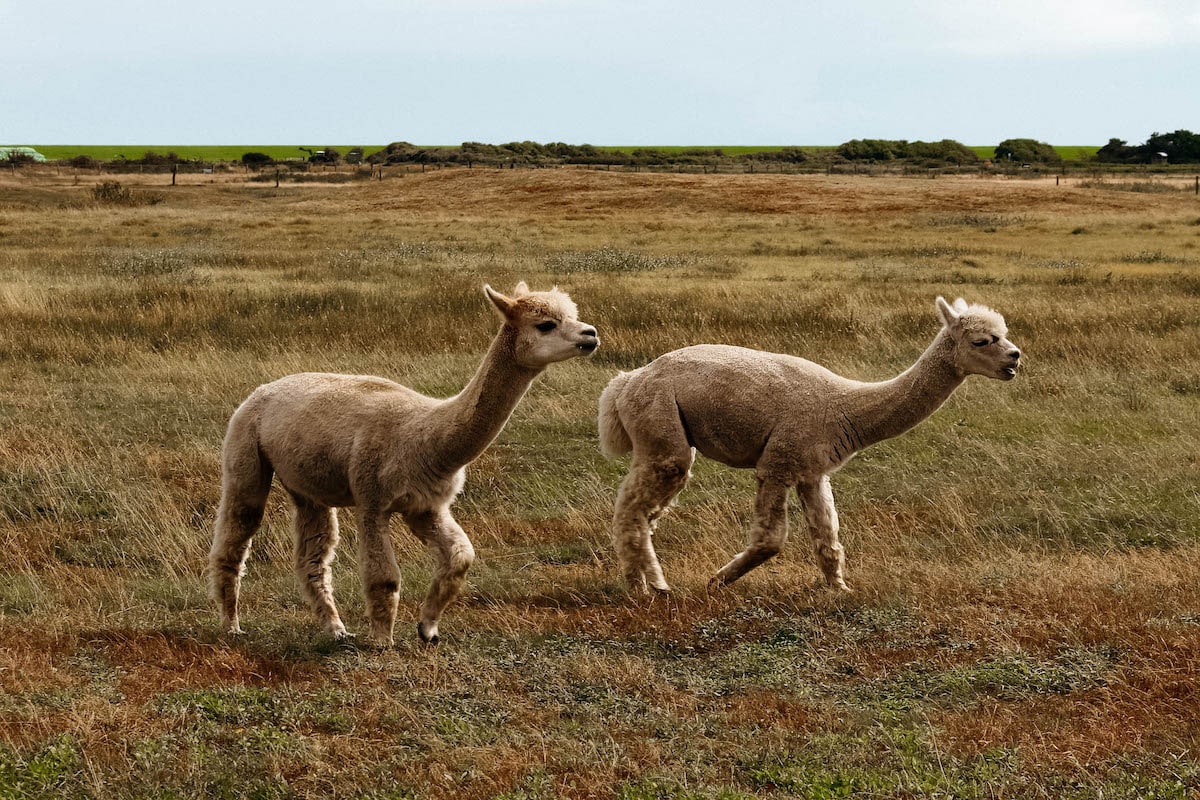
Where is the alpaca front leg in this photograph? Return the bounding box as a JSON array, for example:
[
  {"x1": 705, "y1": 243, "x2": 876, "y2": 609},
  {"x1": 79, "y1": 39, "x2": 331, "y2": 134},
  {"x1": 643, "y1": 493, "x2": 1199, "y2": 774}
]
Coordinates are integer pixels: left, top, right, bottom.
[
  {"x1": 798, "y1": 476, "x2": 850, "y2": 591},
  {"x1": 356, "y1": 507, "x2": 401, "y2": 646},
  {"x1": 405, "y1": 509, "x2": 476, "y2": 644},
  {"x1": 710, "y1": 478, "x2": 790, "y2": 588}
]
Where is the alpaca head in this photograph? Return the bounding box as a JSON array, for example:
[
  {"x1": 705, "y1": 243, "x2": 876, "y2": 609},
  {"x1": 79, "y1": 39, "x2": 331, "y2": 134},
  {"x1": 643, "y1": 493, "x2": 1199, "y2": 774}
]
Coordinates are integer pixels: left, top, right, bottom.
[
  {"x1": 935, "y1": 296, "x2": 1021, "y2": 380},
  {"x1": 484, "y1": 282, "x2": 599, "y2": 368}
]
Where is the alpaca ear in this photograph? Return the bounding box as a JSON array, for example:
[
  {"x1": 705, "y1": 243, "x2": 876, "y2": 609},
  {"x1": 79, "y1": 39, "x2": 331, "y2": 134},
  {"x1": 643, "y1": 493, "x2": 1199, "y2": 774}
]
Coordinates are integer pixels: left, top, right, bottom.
[
  {"x1": 953, "y1": 297, "x2": 969, "y2": 312},
  {"x1": 484, "y1": 284, "x2": 516, "y2": 319},
  {"x1": 935, "y1": 296, "x2": 960, "y2": 328},
  {"x1": 512, "y1": 281, "x2": 530, "y2": 297}
]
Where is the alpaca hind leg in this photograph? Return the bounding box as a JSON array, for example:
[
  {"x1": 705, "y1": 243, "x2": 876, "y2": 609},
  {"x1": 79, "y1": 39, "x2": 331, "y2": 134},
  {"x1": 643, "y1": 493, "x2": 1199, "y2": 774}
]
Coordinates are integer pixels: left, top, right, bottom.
[
  {"x1": 611, "y1": 470, "x2": 652, "y2": 592},
  {"x1": 406, "y1": 509, "x2": 475, "y2": 644},
  {"x1": 798, "y1": 476, "x2": 849, "y2": 591},
  {"x1": 710, "y1": 478, "x2": 790, "y2": 588},
  {"x1": 208, "y1": 445, "x2": 273, "y2": 634},
  {"x1": 612, "y1": 452, "x2": 691, "y2": 593},
  {"x1": 356, "y1": 507, "x2": 401, "y2": 646},
  {"x1": 291, "y1": 497, "x2": 348, "y2": 638}
]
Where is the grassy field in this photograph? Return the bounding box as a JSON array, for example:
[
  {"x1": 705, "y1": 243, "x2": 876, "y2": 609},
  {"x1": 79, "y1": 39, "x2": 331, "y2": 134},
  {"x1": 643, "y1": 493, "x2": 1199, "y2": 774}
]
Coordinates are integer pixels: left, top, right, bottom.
[
  {"x1": 1, "y1": 168, "x2": 1199, "y2": 798},
  {"x1": 964, "y1": 146, "x2": 1101, "y2": 161},
  {"x1": 1047, "y1": 145, "x2": 1101, "y2": 161}
]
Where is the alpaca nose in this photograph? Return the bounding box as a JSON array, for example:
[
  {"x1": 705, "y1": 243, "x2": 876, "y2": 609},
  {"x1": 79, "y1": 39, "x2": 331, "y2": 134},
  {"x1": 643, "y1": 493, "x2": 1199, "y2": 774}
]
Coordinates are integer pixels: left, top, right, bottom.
[
  {"x1": 576, "y1": 326, "x2": 599, "y2": 353},
  {"x1": 1008, "y1": 348, "x2": 1021, "y2": 361}
]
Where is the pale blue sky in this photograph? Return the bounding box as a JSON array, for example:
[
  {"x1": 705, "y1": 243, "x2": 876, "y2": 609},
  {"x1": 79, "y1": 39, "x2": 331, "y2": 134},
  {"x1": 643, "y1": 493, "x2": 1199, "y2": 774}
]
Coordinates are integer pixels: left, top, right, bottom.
[{"x1": 2, "y1": 0, "x2": 1197, "y2": 145}]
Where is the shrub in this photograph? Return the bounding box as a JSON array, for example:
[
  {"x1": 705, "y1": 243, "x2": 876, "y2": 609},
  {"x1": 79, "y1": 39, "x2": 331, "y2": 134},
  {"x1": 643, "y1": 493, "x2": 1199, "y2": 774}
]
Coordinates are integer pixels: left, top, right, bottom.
[
  {"x1": 92, "y1": 181, "x2": 164, "y2": 207},
  {"x1": 838, "y1": 139, "x2": 905, "y2": 161},
  {"x1": 93, "y1": 181, "x2": 133, "y2": 203},
  {"x1": 752, "y1": 147, "x2": 809, "y2": 163},
  {"x1": 138, "y1": 151, "x2": 181, "y2": 166},
  {"x1": 837, "y1": 139, "x2": 977, "y2": 165},
  {"x1": 241, "y1": 152, "x2": 273, "y2": 168},
  {"x1": 3, "y1": 151, "x2": 37, "y2": 167}
]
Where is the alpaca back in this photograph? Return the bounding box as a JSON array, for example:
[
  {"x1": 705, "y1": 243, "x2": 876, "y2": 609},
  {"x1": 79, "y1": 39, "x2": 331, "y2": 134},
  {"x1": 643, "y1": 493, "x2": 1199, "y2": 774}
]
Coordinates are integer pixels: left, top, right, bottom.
[{"x1": 598, "y1": 371, "x2": 633, "y2": 458}]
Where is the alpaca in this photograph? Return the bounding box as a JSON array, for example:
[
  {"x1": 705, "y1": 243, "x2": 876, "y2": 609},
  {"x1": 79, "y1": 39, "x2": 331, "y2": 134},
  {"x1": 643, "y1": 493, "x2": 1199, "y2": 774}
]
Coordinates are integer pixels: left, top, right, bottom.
[
  {"x1": 598, "y1": 296, "x2": 1020, "y2": 593},
  {"x1": 209, "y1": 282, "x2": 598, "y2": 645}
]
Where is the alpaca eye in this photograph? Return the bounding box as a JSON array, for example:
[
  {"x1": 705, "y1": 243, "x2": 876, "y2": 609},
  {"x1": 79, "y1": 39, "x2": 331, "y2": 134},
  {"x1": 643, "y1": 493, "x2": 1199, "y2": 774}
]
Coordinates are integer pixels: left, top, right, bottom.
[
  {"x1": 971, "y1": 339, "x2": 989, "y2": 347},
  {"x1": 534, "y1": 321, "x2": 557, "y2": 332}
]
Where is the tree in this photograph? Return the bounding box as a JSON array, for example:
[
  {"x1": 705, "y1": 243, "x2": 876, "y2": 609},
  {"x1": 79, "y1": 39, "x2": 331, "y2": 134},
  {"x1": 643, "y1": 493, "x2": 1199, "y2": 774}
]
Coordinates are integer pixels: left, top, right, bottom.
[
  {"x1": 1096, "y1": 138, "x2": 1136, "y2": 163},
  {"x1": 994, "y1": 139, "x2": 1059, "y2": 164},
  {"x1": 1096, "y1": 130, "x2": 1200, "y2": 163},
  {"x1": 1143, "y1": 130, "x2": 1200, "y2": 163}
]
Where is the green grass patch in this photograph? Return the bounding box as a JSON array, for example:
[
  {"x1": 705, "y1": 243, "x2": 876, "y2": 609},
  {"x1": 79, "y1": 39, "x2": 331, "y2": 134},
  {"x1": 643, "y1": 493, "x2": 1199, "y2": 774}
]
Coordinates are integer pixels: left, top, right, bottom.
[
  {"x1": 156, "y1": 686, "x2": 355, "y2": 734},
  {"x1": 0, "y1": 736, "x2": 85, "y2": 800}
]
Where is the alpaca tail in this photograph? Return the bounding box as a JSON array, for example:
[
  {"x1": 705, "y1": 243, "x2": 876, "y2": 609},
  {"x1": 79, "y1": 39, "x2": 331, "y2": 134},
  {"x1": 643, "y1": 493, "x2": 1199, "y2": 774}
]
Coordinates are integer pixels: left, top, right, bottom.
[{"x1": 598, "y1": 371, "x2": 634, "y2": 459}]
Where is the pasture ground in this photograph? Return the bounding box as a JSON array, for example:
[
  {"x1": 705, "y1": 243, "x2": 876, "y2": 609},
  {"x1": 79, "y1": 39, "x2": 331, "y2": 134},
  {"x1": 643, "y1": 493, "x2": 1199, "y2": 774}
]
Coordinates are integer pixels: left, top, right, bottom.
[{"x1": 0, "y1": 168, "x2": 1198, "y2": 798}]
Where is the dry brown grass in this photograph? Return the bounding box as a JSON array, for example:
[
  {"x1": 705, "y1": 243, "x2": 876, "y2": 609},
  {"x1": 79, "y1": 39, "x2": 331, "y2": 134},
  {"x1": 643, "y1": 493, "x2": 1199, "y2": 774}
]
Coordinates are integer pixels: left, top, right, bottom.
[{"x1": 1, "y1": 167, "x2": 1199, "y2": 798}]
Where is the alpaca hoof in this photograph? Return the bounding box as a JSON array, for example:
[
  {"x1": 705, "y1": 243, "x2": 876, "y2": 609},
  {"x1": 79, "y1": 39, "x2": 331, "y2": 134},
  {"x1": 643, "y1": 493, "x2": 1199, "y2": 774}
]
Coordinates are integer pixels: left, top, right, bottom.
[
  {"x1": 706, "y1": 576, "x2": 727, "y2": 593},
  {"x1": 222, "y1": 624, "x2": 245, "y2": 635},
  {"x1": 332, "y1": 629, "x2": 356, "y2": 641},
  {"x1": 417, "y1": 621, "x2": 440, "y2": 645},
  {"x1": 624, "y1": 577, "x2": 649, "y2": 595},
  {"x1": 646, "y1": 570, "x2": 671, "y2": 594}
]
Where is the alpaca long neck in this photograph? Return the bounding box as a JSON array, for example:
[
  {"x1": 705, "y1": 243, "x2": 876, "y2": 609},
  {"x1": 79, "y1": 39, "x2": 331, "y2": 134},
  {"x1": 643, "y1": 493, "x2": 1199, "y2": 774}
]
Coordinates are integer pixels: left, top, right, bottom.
[
  {"x1": 843, "y1": 331, "x2": 964, "y2": 451},
  {"x1": 429, "y1": 327, "x2": 542, "y2": 473}
]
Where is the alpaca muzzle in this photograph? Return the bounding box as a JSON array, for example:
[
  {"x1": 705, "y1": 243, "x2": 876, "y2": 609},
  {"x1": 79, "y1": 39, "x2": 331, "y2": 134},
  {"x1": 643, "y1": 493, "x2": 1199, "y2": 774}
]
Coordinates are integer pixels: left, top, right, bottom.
[
  {"x1": 1001, "y1": 348, "x2": 1020, "y2": 379},
  {"x1": 577, "y1": 327, "x2": 600, "y2": 354}
]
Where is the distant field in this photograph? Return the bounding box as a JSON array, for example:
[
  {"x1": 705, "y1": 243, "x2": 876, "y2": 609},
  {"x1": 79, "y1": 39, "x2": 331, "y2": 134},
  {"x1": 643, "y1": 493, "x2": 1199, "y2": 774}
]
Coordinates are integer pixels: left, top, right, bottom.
[
  {"x1": 17, "y1": 143, "x2": 1100, "y2": 162},
  {"x1": 23, "y1": 145, "x2": 388, "y2": 162},
  {"x1": 1055, "y1": 145, "x2": 1101, "y2": 160}
]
